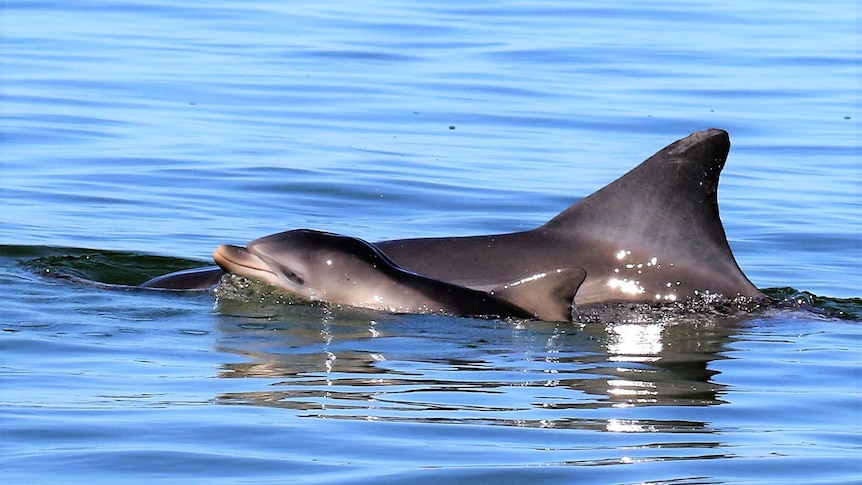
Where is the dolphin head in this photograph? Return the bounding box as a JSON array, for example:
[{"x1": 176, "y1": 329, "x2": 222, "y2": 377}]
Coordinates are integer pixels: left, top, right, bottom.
[{"x1": 213, "y1": 229, "x2": 383, "y2": 303}]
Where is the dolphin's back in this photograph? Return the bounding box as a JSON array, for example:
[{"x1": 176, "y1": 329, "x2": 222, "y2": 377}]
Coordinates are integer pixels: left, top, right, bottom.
[{"x1": 378, "y1": 129, "x2": 762, "y2": 305}]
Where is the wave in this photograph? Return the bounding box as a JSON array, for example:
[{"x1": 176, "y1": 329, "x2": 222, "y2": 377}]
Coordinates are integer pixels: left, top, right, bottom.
[{"x1": 0, "y1": 244, "x2": 210, "y2": 287}]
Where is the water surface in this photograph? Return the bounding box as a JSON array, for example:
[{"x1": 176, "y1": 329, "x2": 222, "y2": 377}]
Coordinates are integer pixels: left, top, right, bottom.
[{"x1": 2, "y1": 0, "x2": 860, "y2": 483}]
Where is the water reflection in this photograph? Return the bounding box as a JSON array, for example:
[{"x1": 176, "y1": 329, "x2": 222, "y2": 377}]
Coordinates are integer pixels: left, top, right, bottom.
[
  {"x1": 213, "y1": 304, "x2": 746, "y2": 432},
  {"x1": 600, "y1": 321, "x2": 731, "y2": 409}
]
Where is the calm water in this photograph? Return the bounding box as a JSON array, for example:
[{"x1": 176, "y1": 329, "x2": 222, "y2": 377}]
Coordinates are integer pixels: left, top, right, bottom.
[{"x1": 2, "y1": 1, "x2": 860, "y2": 484}]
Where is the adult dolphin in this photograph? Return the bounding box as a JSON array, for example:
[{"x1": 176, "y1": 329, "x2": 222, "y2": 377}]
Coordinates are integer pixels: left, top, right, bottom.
[
  {"x1": 142, "y1": 128, "x2": 763, "y2": 310},
  {"x1": 375, "y1": 128, "x2": 763, "y2": 305},
  {"x1": 212, "y1": 229, "x2": 585, "y2": 321}
]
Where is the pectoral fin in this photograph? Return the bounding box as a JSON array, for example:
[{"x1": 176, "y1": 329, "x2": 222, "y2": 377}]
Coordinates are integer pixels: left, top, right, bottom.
[{"x1": 490, "y1": 268, "x2": 587, "y2": 322}]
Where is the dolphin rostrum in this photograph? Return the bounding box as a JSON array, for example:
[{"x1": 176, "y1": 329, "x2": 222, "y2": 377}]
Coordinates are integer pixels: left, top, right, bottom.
[
  {"x1": 141, "y1": 129, "x2": 763, "y2": 318},
  {"x1": 212, "y1": 229, "x2": 586, "y2": 321}
]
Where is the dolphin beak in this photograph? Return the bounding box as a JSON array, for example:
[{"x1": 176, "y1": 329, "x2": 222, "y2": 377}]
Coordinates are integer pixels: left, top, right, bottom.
[{"x1": 213, "y1": 245, "x2": 275, "y2": 280}]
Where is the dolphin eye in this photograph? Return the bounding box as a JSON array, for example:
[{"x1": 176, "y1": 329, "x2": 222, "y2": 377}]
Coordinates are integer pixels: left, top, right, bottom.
[
  {"x1": 287, "y1": 271, "x2": 305, "y2": 286},
  {"x1": 275, "y1": 263, "x2": 305, "y2": 286}
]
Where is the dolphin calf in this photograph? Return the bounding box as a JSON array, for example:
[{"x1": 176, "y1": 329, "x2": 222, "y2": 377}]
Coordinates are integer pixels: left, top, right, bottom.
[
  {"x1": 212, "y1": 229, "x2": 586, "y2": 321},
  {"x1": 141, "y1": 128, "x2": 763, "y2": 317},
  {"x1": 376, "y1": 128, "x2": 763, "y2": 305}
]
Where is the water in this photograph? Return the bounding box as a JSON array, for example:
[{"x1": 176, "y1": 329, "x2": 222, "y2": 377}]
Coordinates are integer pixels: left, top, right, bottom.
[{"x1": 2, "y1": 0, "x2": 860, "y2": 483}]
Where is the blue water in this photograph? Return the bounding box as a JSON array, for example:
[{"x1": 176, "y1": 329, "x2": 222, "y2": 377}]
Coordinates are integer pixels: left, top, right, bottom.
[{"x1": 2, "y1": 1, "x2": 860, "y2": 483}]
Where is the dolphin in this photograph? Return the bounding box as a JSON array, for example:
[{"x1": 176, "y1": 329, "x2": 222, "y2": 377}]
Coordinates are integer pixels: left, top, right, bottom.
[
  {"x1": 141, "y1": 128, "x2": 763, "y2": 316},
  {"x1": 211, "y1": 229, "x2": 586, "y2": 321},
  {"x1": 375, "y1": 128, "x2": 763, "y2": 305}
]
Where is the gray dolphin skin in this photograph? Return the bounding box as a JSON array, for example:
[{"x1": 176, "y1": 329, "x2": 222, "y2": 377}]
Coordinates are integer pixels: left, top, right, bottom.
[
  {"x1": 139, "y1": 265, "x2": 225, "y2": 290},
  {"x1": 376, "y1": 128, "x2": 763, "y2": 305},
  {"x1": 141, "y1": 128, "x2": 763, "y2": 317},
  {"x1": 212, "y1": 229, "x2": 586, "y2": 321}
]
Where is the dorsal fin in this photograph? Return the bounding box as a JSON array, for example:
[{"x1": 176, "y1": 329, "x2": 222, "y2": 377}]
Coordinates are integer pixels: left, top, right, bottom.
[
  {"x1": 542, "y1": 129, "x2": 759, "y2": 300},
  {"x1": 546, "y1": 128, "x2": 729, "y2": 238},
  {"x1": 490, "y1": 268, "x2": 587, "y2": 322}
]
